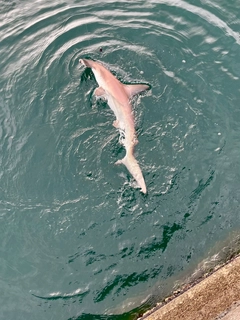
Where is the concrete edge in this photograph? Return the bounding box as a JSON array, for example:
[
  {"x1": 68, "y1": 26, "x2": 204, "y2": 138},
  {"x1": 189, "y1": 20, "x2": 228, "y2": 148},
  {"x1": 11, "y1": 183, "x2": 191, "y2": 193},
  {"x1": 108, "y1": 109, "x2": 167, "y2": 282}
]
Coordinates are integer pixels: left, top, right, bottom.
[{"x1": 140, "y1": 254, "x2": 240, "y2": 320}]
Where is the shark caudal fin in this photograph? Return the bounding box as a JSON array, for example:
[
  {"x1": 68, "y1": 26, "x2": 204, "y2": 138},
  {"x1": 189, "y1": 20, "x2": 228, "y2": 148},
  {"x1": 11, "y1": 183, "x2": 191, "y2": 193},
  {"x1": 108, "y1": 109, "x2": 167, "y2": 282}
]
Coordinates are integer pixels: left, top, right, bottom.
[{"x1": 115, "y1": 154, "x2": 147, "y2": 194}]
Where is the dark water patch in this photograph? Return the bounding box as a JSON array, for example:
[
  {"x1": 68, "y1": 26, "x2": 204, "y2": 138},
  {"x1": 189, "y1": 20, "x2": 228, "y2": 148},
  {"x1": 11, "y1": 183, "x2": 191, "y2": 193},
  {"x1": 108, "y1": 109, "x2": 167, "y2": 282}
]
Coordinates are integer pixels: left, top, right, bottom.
[
  {"x1": 68, "y1": 311, "x2": 137, "y2": 320},
  {"x1": 94, "y1": 265, "x2": 163, "y2": 303},
  {"x1": 188, "y1": 169, "x2": 215, "y2": 206},
  {"x1": 138, "y1": 223, "x2": 183, "y2": 258}
]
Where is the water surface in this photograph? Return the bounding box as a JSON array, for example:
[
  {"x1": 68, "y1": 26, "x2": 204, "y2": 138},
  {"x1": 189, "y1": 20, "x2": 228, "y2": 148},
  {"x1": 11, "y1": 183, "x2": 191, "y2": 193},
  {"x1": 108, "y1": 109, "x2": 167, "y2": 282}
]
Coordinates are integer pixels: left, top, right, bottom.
[{"x1": 1, "y1": 0, "x2": 240, "y2": 319}]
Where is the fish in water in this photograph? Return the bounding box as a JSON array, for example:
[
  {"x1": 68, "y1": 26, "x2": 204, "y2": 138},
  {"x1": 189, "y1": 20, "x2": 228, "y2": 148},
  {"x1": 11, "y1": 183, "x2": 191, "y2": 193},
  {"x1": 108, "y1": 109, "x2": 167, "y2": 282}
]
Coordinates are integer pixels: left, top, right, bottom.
[{"x1": 79, "y1": 58, "x2": 150, "y2": 194}]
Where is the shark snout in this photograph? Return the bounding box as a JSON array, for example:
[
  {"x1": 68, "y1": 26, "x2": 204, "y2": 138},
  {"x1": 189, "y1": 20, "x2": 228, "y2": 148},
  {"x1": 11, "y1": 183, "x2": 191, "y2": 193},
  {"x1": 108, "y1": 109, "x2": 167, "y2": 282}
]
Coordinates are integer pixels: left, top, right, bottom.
[
  {"x1": 79, "y1": 58, "x2": 92, "y2": 68},
  {"x1": 79, "y1": 58, "x2": 85, "y2": 65}
]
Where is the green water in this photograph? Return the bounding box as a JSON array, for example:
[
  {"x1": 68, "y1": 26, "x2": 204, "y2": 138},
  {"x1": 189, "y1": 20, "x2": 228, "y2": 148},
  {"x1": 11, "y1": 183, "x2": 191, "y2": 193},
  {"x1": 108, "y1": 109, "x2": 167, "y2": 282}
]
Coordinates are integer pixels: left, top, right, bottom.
[{"x1": 1, "y1": 0, "x2": 240, "y2": 319}]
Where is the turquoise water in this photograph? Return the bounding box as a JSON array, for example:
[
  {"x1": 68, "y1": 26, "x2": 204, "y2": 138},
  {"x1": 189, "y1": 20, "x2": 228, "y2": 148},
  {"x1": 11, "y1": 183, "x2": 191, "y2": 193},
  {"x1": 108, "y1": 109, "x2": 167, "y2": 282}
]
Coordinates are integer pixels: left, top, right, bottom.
[{"x1": 1, "y1": 0, "x2": 240, "y2": 319}]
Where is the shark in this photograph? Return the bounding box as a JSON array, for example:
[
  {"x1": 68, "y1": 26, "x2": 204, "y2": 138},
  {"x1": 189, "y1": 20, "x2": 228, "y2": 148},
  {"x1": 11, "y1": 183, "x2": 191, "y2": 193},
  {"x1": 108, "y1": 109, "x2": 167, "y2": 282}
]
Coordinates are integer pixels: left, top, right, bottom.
[{"x1": 79, "y1": 58, "x2": 150, "y2": 194}]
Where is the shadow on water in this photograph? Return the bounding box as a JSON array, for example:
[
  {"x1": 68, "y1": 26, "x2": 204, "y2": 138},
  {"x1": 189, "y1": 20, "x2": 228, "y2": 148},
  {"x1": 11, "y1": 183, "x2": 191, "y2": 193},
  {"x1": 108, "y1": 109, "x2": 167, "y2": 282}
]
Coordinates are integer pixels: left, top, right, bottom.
[{"x1": 80, "y1": 66, "x2": 95, "y2": 83}]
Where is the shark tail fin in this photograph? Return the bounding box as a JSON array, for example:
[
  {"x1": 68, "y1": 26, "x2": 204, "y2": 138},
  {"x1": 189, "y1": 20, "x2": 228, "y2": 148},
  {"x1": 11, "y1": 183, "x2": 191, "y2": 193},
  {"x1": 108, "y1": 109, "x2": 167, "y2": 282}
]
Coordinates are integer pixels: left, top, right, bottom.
[{"x1": 115, "y1": 155, "x2": 147, "y2": 194}]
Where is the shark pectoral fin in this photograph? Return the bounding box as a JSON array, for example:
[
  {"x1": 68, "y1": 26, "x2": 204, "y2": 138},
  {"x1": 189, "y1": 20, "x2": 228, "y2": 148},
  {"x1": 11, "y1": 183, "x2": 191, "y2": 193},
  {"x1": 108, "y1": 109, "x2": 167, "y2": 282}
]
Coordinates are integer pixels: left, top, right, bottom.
[
  {"x1": 115, "y1": 160, "x2": 121, "y2": 165},
  {"x1": 115, "y1": 157, "x2": 126, "y2": 165},
  {"x1": 123, "y1": 84, "x2": 150, "y2": 98},
  {"x1": 113, "y1": 120, "x2": 120, "y2": 128},
  {"x1": 94, "y1": 87, "x2": 106, "y2": 97}
]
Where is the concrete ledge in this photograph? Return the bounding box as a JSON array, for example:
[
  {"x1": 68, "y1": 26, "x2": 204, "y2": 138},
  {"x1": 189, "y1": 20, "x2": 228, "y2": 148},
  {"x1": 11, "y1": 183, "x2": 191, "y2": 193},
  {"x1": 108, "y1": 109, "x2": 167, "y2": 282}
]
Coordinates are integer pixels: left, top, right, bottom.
[
  {"x1": 142, "y1": 255, "x2": 240, "y2": 320},
  {"x1": 217, "y1": 301, "x2": 240, "y2": 319}
]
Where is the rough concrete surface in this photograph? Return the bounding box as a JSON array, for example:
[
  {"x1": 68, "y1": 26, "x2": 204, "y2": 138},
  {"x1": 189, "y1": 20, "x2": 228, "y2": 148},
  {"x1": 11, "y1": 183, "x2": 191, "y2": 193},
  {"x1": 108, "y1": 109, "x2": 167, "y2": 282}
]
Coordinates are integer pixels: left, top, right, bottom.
[
  {"x1": 142, "y1": 255, "x2": 240, "y2": 320},
  {"x1": 216, "y1": 302, "x2": 240, "y2": 320}
]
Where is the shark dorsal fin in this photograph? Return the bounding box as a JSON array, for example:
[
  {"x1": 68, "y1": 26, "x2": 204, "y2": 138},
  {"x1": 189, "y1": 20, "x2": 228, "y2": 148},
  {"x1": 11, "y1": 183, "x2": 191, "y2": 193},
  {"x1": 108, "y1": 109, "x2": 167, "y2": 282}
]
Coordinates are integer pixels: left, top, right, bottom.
[{"x1": 123, "y1": 83, "x2": 150, "y2": 99}]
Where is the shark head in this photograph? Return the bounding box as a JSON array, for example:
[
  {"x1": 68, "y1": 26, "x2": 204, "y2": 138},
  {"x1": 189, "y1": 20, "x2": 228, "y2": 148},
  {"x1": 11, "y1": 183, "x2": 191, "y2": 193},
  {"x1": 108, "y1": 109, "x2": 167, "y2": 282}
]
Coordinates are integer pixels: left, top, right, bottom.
[{"x1": 79, "y1": 58, "x2": 107, "y2": 88}]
